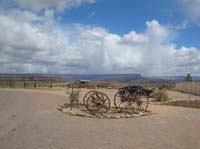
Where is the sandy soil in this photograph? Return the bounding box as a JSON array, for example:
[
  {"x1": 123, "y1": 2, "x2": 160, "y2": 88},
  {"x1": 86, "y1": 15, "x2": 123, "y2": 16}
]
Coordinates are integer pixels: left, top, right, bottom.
[
  {"x1": 0, "y1": 89, "x2": 200, "y2": 149},
  {"x1": 1, "y1": 88, "x2": 199, "y2": 102},
  {"x1": 0, "y1": 88, "x2": 68, "y2": 97},
  {"x1": 167, "y1": 90, "x2": 200, "y2": 101}
]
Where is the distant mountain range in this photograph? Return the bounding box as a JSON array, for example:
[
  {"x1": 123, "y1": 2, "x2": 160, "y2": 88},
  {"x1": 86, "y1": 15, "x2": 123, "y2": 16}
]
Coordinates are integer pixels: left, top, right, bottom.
[
  {"x1": 153, "y1": 76, "x2": 200, "y2": 82},
  {"x1": 0, "y1": 74, "x2": 200, "y2": 83},
  {"x1": 61, "y1": 74, "x2": 146, "y2": 82}
]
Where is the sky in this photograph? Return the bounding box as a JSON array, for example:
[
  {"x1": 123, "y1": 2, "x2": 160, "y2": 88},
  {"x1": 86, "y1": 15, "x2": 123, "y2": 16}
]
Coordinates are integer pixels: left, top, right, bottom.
[{"x1": 0, "y1": 0, "x2": 200, "y2": 76}]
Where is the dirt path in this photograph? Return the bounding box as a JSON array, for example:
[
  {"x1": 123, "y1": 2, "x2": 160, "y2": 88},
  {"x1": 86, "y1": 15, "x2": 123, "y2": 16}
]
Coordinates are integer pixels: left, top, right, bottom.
[
  {"x1": 167, "y1": 90, "x2": 200, "y2": 101},
  {"x1": 0, "y1": 89, "x2": 200, "y2": 149},
  {"x1": 0, "y1": 90, "x2": 66, "y2": 138}
]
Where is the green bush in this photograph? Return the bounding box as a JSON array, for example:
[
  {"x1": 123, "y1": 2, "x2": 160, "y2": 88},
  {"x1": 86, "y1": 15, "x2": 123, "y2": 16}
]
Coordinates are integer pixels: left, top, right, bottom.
[
  {"x1": 152, "y1": 89, "x2": 170, "y2": 102},
  {"x1": 69, "y1": 90, "x2": 80, "y2": 104}
]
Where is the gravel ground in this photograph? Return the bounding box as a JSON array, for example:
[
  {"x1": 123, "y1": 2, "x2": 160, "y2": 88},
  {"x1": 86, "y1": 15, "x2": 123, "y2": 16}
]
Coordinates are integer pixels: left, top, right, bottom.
[
  {"x1": 0, "y1": 89, "x2": 200, "y2": 149},
  {"x1": 167, "y1": 90, "x2": 200, "y2": 101}
]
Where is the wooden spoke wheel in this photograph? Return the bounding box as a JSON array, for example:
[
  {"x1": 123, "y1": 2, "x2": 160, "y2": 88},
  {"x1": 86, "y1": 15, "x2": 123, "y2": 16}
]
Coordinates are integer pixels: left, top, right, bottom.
[
  {"x1": 82, "y1": 90, "x2": 97, "y2": 105},
  {"x1": 114, "y1": 89, "x2": 134, "y2": 110},
  {"x1": 86, "y1": 91, "x2": 110, "y2": 113},
  {"x1": 133, "y1": 89, "x2": 149, "y2": 111}
]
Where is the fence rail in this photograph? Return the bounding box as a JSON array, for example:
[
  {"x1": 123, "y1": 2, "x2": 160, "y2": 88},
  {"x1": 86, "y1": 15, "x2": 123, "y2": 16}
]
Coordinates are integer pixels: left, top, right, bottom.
[
  {"x1": 175, "y1": 81, "x2": 200, "y2": 95},
  {"x1": 0, "y1": 81, "x2": 69, "y2": 89}
]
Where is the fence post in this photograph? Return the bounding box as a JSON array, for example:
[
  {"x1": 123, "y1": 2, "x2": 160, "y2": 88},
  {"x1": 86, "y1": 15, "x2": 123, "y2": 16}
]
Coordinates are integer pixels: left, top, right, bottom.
[
  {"x1": 50, "y1": 82, "x2": 52, "y2": 88},
  {"x1": 34, "y1": 82, "x2": 36, "y2": 88},
  {"x1": 9, "y1": 80, "x2": 12, "y2": 88},
  {"x1": 68, "y1": 83, "x2": 70, "y2": 89},
  {"x1": 24, "y1": 82, "x2": 26, "y2": 88},
  {"x1": 189, "y1": 81, "x2": 192, "y2": 99}
]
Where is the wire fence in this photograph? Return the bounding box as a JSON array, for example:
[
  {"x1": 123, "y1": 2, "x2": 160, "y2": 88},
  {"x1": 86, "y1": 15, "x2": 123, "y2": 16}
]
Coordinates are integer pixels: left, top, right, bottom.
[
  {"x1": 0, "y1": 80, "x2": 69, "y2": 89},
  {"x1": 175, "y1": 81, "x2": 200, "y2": 96}
]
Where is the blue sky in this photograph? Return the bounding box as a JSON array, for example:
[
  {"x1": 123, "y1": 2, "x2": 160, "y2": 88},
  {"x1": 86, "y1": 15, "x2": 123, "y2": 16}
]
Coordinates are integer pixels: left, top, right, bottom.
[
  {"x1": 0, "y1": 0, "x2": 200, "y2": 75},
  {"x1": 60, "y1": 0, "x2": 198, "y2": 48}
]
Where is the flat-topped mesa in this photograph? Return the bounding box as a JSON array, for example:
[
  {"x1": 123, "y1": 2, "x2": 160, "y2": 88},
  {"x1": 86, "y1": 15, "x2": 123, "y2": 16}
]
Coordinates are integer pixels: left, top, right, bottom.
[{"x1": 0, "y1": 76, "x2": 66, "y2": 82}]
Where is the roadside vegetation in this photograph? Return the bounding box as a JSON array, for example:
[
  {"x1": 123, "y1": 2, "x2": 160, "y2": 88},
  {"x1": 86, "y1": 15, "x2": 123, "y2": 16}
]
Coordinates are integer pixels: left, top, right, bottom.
[
  {"x1": 151, "y1": 89, "x2": 171, "y2": 102},
  {"x1": 69, "y1": 90, "x2": 80, "y2": 104}
]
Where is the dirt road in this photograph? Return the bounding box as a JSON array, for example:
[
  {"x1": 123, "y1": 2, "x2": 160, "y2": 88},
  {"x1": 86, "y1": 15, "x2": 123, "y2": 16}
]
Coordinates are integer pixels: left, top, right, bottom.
[{"x1": 0, "y1": 89, "x2": 200, "y2": 149}]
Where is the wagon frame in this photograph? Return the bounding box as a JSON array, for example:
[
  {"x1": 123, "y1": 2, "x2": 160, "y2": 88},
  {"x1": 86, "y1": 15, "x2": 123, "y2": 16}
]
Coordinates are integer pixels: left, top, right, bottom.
[
  {"x1": 82, "y1": 86, "x2": 153, "y2": 113},
  {"x1": 114, "y1": 86, "x2": 153, "y2": 111}
]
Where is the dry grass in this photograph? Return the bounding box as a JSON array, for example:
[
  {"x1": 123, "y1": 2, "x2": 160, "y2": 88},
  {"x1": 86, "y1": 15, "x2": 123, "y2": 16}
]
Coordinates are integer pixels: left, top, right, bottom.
[{"x1": 151, "y1": 89, "x2": 171, "y2": 102}]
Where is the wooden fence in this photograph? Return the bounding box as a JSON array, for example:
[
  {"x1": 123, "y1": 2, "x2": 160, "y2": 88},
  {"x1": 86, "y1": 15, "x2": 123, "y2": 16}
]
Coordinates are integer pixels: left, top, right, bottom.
[
  {"x1": 0, "y1": 80, "x2": 69, "y2": 89},
  {"x1": 175, "y1": 81, "x2": 200, "y2": 95}
]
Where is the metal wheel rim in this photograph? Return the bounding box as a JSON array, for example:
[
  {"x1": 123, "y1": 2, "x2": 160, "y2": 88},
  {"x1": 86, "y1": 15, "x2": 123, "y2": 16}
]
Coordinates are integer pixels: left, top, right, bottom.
[
  {"x1": 86, "y1": 91, "x2": 110, "y2": 113},
  {"x1": 133, "y1": 89, "x2": 149, "y2": 111},
  {"x1": 114, "y1": 89, "x2": 133, "y2": 109},
  {"x1": 83, "y1": 90, "x2": 97, "y2": 105}
]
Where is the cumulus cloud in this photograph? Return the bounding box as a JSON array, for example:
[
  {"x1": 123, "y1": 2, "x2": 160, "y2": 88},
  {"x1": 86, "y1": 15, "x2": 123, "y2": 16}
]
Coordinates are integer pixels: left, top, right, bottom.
[
  {"x1": 179, "y1": 0, "x2": 200, "y2": 23},
  {"x1": 0, "y1": 9, "x2": 200, "y2": 75},
  {"x1": 13, "y1": 0, "x2": 96, "y2": 12},
  {"x1": 169, "y1": 20, "x2": 188, "y2": 30},
  {"x1": 122, "y1": 31, "x2": 148, "y2": 44}
]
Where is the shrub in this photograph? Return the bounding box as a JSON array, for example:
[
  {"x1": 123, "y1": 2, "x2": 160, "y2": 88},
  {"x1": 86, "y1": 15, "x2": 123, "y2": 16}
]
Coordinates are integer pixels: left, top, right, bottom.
[
  {"x1": 69, "y1": 90, "x2": 80, "y2": 104},
  {"x1": 151, "y1": 89, "x2": 170, "y2": 102}
]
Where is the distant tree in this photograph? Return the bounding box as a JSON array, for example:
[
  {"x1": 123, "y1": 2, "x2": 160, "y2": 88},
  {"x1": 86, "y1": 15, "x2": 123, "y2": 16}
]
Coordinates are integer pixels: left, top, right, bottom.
[{"x1": 185, "y1": 73, "x2": 193, "y2": 81}]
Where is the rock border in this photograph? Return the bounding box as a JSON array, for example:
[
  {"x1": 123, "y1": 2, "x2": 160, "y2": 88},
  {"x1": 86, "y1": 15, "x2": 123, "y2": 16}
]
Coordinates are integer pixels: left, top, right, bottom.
[{"x1": 57, "y1": 104, "x2": 152, "y2": 119}]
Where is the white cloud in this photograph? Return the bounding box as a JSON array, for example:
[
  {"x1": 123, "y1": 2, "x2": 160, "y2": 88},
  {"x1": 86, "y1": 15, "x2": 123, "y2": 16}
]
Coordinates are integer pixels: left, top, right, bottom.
[
  {"x1": 88, "y1": 11, "x2": 95, "y2": 18},
  {"x1": 0, "y1": 10, "x2": 200, "y2": 75},
  {"x1": 146, "y1": 20, "x2": 170, "y2": 43},
  {"x1": 14, "y1": 0, "x2": 96, "y2": 12},
  {"x1": 179, "y1": 0, "x2": 200, "y2": 23},
  {"x1": 169, "y1": 20, "x2": 188, "y2": 30},
  {"x1": 1, "y1": 9, "x2": 45, "y2": 23},
  {"x1": 122, "y1": 31, "x2": 148, "y2": 44}
]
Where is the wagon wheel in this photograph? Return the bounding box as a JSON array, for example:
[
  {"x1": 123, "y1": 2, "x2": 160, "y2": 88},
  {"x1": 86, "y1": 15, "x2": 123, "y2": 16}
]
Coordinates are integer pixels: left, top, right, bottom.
[
  {"x1": 133, "y1": 89, "x2": 149, "y2": 111},
  {"x1": 114, "y1": 89, "x2": 134, "y2": 110},
  {"x1": 86, "y1": 91, "x2": 110, "y2": 113},
  {"x1": 82, "y1": 90, "x2": 97, "y2": 105}
]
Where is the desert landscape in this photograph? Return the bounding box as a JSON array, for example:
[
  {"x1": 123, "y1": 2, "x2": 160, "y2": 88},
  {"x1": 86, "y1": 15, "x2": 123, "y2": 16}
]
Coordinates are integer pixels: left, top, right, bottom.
[
  {"x1": 1, "y1": 0, "x2": 200, "y2": 148},
  {"x1": 0, "y1": 86, "x2": 200, "y2": 149}
]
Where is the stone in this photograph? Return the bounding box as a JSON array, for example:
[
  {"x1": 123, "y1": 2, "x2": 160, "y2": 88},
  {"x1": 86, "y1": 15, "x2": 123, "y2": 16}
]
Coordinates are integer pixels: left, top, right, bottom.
[
  {"x1": 111, "y1": 115, "x2": 121, "y2": 119},
  {"x1": 76, "y1": 113, "x2": 86, "y2": 117},
  {"x1": 87, "y1": 114, "x2": 97, "y2": 118},
  {"x1": 125, "y1": 114, "x2": 131, "y2": 118},
  {"x1": 95, "y1": 113, "x2": 104, "y2": 119},
  {"x1": 138, "y1": 112, "x2": 143, "y2": 115},
  {"x1": 62, "y1": 108, "x2": 69, "y2": 113},
  {"x1": 69, "y1": 110, "x2": 76, "y2": 115},
  {"x1": 57, "y1": 106, "x2": 62, "y2": 111},
  {"x1": 57, "y1": 103, "x2": 152, "y2": 119},
  {"x1": 104, "y1": 115, "x2": 111, "y2": 119},
  {"x1": 134, "y1": 114, "x2": 140, "y2": 117}
]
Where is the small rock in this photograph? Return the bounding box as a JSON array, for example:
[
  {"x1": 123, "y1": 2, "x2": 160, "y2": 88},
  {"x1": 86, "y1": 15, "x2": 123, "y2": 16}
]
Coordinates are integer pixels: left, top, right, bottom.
[
  {"x1": 134, "y1": 114, "x2": 140, "y2": 117},
  {"x1": 104, "y1": 115, "x2": 111, "y2": 119},
  {"x1": 119, "y1": 115, "x2": 125, "y2": 118},
  {"x1": 76, "y1": 113, "x2": 85, "y2": 117},
  {"x1": 116, "y1": 115, "x2": 121, "y2": 118},
  {"x1": 87, "y1": 115, "x2": 96, "y2": 118},
  {"x1": 57, "y1": 106, "x2": 62, "y2": 111},
  {"x1": 138, "y1": 112, "x2": 143, "y2": 115},
  {"x1": 62, "y1": 108, "x2": 69, "y2": 113},
  {"x1": 111, "y1": 115, "x2": 121, "y2": 119},
  {"x1": 69, "y1": 110, "x2": 75, "y2": 115},
  {"x1": 125, "y1": 114, "x2": 131, "y2": 118},
  {"x1": 95, "y1": 113, "x2": 104, "y2": 119}
]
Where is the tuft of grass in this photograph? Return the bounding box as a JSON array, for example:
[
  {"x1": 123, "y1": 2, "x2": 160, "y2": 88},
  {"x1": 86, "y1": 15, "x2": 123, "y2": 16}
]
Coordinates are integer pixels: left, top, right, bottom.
[
  {"x1": 151, "y1": 89, "x2": 170, "y2": 102},
  {"x1": 69, "y1": 90, "x2": 80, "y2": 104}
]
